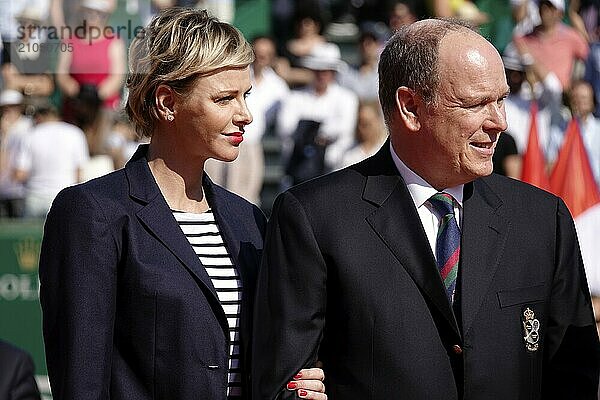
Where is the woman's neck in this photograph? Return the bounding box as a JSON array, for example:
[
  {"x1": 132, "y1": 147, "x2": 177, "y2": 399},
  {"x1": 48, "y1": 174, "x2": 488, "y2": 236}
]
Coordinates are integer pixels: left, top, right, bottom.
[{"x1": 147, "y1": 140, "x2": 209, "y2": 214}]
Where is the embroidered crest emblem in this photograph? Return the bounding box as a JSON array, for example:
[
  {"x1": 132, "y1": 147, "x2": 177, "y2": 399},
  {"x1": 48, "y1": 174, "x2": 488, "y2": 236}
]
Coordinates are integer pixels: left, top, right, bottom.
[{"x1": 522, "y1": 307, "x2": 540, "y2": 352}]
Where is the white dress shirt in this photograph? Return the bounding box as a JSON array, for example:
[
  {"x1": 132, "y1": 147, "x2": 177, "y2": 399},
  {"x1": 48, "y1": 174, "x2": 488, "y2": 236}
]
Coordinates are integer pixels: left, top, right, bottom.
[{"x1": 389, "y1": 142, "x2": 463, "y2": 261}]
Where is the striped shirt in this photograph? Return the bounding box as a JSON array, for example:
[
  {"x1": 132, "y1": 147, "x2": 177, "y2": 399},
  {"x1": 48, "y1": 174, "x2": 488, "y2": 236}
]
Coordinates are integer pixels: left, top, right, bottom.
[{"x1": 173, "y1": 209, "x2": 243, "y2": 399}]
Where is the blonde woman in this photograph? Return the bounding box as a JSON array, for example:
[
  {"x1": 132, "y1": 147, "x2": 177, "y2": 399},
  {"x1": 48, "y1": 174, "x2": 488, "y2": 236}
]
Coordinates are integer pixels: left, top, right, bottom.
[{"x1": 39, "y1": 8, "x2": 326, "y2": 400}]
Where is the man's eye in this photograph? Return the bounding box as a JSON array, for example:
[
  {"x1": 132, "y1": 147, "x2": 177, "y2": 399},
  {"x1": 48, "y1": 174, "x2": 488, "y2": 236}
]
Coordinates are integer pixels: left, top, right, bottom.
[
  {"x1": 466, "y1": 103, "x2": 484, "y2": 110},
  {"x1": 217, "y1": 96, "x2": 234, "y2": 103}
]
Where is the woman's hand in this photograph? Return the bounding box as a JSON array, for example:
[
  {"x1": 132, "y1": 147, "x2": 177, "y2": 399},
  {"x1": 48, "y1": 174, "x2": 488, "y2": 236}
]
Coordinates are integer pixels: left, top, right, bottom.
[{"x1": 286, "y1": 367, "x2": 326, "y2": 399}]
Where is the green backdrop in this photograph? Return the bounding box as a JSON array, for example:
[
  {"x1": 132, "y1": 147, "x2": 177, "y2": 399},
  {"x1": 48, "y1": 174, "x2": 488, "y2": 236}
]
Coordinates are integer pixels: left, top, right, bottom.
[{"x1": 0, "y1": 219, "x2": 50, "y2": 398}]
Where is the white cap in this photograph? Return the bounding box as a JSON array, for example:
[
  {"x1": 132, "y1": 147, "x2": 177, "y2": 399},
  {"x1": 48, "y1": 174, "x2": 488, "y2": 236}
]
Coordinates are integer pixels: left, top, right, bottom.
[
  {"x1": 0, "y1": 90, "x2": 23, "y2": 107},
  {"x1": 80, "y1": 0, "x2": 112, "y2": 13},
  {"x1": 540, "y1": 0, "x2": 565, "y2": 12},
  {"x1": 300, "y1": 43, "x2": 344, "y2": 72},
  {"x1": 16, "y1": 5, "x2": 46, "y2": 22}
]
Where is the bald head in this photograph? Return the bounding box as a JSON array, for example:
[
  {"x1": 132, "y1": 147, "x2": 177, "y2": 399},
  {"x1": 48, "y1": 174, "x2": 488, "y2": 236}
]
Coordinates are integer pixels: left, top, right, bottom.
[{"x1": 378, "y1": 18, "x2": 489, "y2": 127}]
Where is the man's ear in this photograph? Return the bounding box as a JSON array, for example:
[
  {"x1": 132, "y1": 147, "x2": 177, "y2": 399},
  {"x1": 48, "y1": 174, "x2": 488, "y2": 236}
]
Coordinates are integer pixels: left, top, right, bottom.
[
  {"x1": 155, "y1": 84, "x2": 176, "y2": 121},
  {"x1": 395, "y1": 86, "x2": 421, "y2": 132}
]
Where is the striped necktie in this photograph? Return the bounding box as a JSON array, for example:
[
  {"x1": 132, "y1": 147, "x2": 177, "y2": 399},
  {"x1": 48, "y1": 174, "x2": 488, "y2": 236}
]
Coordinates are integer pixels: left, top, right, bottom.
[{"x1": 429, "y1": 192, "x2": 460, "y2": 302}]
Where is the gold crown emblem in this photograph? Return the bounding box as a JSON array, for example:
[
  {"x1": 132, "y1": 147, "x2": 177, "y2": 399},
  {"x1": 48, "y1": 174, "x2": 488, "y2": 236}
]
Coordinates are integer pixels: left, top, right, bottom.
[
  {"x1": 14, "y1": 237, "x2": 41, "y2": 272},
  {"x1": 523, "y1": 307, "x2": 535, "y2": 321}
]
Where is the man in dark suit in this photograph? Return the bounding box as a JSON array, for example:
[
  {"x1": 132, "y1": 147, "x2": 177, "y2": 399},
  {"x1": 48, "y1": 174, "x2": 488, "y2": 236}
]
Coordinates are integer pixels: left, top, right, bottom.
[
  {"x1": 252, "y1": 19, "x2": 600, "y2": 399},
  {"x1": 0, "y1": 340, "x2": 41, "y2": 400}
]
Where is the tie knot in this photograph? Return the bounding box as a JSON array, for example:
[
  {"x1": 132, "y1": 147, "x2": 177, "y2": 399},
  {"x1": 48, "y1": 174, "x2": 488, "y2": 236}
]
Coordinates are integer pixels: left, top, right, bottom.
[{"x1": 429, "y1": 192, "x2": 455, "y2": 217}]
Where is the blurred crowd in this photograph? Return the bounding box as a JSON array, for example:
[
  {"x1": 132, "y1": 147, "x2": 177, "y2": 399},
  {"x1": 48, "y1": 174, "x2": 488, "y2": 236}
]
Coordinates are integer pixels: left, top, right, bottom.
[{"x1": 0, "y1": 0, "x2": 599, "y2": 218}]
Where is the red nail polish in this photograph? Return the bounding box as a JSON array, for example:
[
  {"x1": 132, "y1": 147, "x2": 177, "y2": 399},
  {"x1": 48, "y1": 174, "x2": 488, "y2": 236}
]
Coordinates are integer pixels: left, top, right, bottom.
[
  {"x1": 299, "y1": 389, "x2": 308, "y2": 397},
  {"x1": 287, "y1": 381, "x2": 297, "y2": 390},
  {"x1": 294, "y1": 372, "x2": 302, "y2": 379}
]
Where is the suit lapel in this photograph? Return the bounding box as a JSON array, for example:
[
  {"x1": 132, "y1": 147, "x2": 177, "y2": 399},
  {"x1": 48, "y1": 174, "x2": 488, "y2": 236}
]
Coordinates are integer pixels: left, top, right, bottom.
[
  {"x1": 362, "y1": 144, "x2": 460, "y2": 337},
  {"x1": 124, "y1": 146, "x2": 228, "y2": 333},
  {"x1": 460, "y1": 179, "x2": 510, "y2": 335}
]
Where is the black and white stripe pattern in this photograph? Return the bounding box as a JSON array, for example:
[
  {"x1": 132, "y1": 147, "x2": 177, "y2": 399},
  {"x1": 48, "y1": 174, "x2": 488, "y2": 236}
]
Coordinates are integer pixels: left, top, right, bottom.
[{"x1": 174, "y1": 209, "x2": 243, "y2": 399}]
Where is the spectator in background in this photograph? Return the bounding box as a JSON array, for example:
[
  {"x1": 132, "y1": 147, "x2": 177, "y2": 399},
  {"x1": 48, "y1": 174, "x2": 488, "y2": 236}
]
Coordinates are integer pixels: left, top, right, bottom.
[
  {"x1": 105, "y1": 114, "x2": 144, "y2": 169},
  {"x1": 575, "y1": 0, "x2": 600, "y2": 42},
  {"x1": 278, "y1": 43, "x2": 358, "y2": 185},
  {"x1": 275, "y1": 10, "x2": 326, "y2": 87},
  {"x1": 338, "y1": 28, "x2": 383, "y2": 102},
  {"x1": 1, "y1": 6, "x2": 54, "y2": 109},
  {"x1": 56, "y1": 0, "x2": 126, "y2": 161},
  {"x1": 549, "y1": 79, "x2": 600, "y2": 186},
  {"x1": 513, "y1": 0, "x2": 589, "y2": 91},
  {"x1": 0, "y1": 339, "x2": 41, "y2": 400},
  {"x1": 492, "y1": 131, "x2": 521, "y2": 179},
  {"x1": 194, "y1": 0, "x2": 235, "y2": 22},
  {"x1": 512, "y1": 0, "x2": 542, "y2": 36},
  {"x1": 0, "y1": 89, "x2": 31, "y2": 218},
  {"x1": 388, "y1": 1, "x2": 418, "y2": 32},
  {"x1": 206, "y1": 36, "x2": 290, "y2": 204},
  {"x1": 50, "y1": 0, "x2": 115, "y2": 32},
  {"x1": 502, "y1": 41, "x2": 563, "y2": 165},
  {"x1": 336, "y1": 100, "x2": 387, "y2": 169},
  {"x1": 584, "y1": 29, "x2": 600, "y2": 116},
  {"x1": 14, "y1": 103, "x2": 88, "y2": 218}
]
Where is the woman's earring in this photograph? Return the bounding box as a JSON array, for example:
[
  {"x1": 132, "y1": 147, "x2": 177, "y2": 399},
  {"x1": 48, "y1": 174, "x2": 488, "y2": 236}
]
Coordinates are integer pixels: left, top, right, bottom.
[{"x1": 166, "y1": 113, "x2": 174, "y2": 121}]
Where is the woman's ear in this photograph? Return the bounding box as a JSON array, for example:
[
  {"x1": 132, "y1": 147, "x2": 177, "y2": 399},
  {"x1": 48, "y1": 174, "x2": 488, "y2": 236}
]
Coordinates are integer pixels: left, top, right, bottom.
[
  {"x1": 395, "y1": 86, "x2": 422, "y2": 132},
  {"x1": 155, "y1": 84, "x2": 176, "y2": 122}
]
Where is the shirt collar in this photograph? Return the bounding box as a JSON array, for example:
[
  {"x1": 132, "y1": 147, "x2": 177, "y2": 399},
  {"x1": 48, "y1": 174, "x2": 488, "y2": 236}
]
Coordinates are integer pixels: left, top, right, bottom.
[{"x1": 389, "y1": 141, "x2": 464, "y2": 208}]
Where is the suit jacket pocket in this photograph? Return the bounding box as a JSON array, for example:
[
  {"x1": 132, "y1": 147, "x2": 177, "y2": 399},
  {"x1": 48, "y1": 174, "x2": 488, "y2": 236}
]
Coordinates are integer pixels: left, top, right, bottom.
[{"x1": 497, "y1": 284, "x2": 546, "y2": 308}]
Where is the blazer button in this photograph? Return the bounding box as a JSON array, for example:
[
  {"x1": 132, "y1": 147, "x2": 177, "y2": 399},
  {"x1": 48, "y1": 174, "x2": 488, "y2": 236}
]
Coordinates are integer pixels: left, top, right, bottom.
[{"x1": 452, "y1": 345, "x2": 463, "y2": 355}]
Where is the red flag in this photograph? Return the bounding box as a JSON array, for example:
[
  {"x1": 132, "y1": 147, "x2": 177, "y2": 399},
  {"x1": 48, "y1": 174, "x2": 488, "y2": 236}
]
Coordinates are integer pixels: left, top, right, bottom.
[
  {"x1": 550, "y1": 118, "x2": 600, "y2": 219},
  {"x1": 520, "y1": 102, "x2": 551, "y2": 191}
]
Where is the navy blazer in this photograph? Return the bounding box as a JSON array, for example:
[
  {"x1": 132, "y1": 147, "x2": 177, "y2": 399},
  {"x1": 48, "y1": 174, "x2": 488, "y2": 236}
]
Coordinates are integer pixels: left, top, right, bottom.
[
  {"x1": 253, "y1": 141, "x2": 600, "y2": 399},
  {"x1": 39, "y1": 145, "x2": 266, "y2": 400}
]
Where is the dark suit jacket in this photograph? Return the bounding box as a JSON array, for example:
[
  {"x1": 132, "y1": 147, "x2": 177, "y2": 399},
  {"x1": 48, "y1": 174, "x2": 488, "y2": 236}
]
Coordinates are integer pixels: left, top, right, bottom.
[
  {"x1": 252, "y1": 142, "x2": 600, "y2": 399},
  {"x1": 39, "y1": 145, "x2": 266, "y2": 400},
  {"x1": 0, "y1": 340, "x2": 41, "y2": 400}
]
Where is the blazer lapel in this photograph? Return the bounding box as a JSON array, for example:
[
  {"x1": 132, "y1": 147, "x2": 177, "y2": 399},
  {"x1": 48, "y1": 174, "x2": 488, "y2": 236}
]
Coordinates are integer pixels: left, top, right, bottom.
[
  {"x1": 124, "y1": 146, "x2": 227, "y2": 331},
  {"x1": 460, "y1": 179, "x2": 510, "y2": 335},
  {"x1": 362, "y1": 144, "x2": 460, "y2": 337}
]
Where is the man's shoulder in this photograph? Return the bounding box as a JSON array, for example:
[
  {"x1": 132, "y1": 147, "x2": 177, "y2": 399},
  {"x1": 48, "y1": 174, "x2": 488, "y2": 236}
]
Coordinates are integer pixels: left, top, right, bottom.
[
  {"x1": 287, "y1": 166, "x2": 366, "y2": 202},
  {"x1": 477, "y1": 173, "x2": 558, "y2": 207}
]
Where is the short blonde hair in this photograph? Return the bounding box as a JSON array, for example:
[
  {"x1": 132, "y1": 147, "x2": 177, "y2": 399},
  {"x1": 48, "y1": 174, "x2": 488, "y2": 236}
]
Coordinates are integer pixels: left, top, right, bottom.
[{"x1": 126, "y1": 7, "x2": 254, "y2": 138}]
